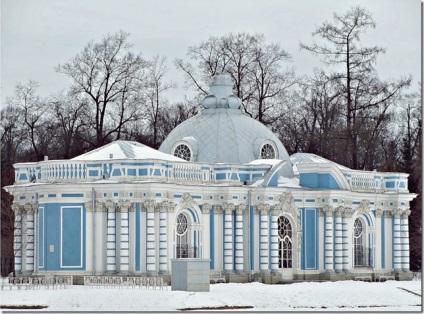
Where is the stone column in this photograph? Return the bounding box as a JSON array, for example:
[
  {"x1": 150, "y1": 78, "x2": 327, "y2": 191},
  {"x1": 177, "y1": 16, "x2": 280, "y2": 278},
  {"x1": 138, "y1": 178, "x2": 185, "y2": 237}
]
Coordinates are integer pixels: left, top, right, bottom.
[
  {"x1": 383, "y1": 210, "x2": 393, "y2": 269},
  {"x1": 401, "y1": 209, "x2": 411, "y2": 272},
  {"x1": 202, "y1": 203, "x2": 211, "y2": 261},
  {"x1": 158, "y1": 201, "x2": 169, "y2": 273},
  {"x1": 166, "y1": 202, "x2": 175, "y2": 271},
  {"x1": 270, "y1": 206, "x2": 280, "y2": 272},
  {"x1": 322, "y1": 206, "x2": 335, "y2": 272},
  {"x1": 119, "y1": 200, "x2": 131, "y2": 274},
  {"x1": 334, "y1": 207, "x2": 343, "y2": 273},
  {"x1": 234, "y1": 204, "x2": 245, "y2": 272},
  {"x1": 213, "y1": 204, "x2": 224, "y2": 270},
  {"x1": 24, "y1": 203, "x2": 35, "y2": 274},
  {"x1": 145, "y1": 201, "x2": 157, "y2": 274},
  {"x1": 392, "y1": 209, "x2": 402, "y2": 272},
  {"x1": 374, "y1": 209, "x2": 383, "y2": 270},
  {"x1": 258, "y1": 204, "x2": 270, "y2": 273},
  {"x1": 223, "y1": 203, "x2": 235, "y2": 273},
  {"x1": 12, "y1": 204, "x2": 22, "y2": 274},
  {"x1": 105, "y1": 200, "x2": 117, "y2": 273}
]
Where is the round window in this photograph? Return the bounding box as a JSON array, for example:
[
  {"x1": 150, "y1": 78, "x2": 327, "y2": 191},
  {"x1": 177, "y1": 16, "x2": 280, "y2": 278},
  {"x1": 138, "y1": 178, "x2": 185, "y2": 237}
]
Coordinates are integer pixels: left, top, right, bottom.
[
  {"x1": 173, "y1": 144, "x2": 192, "y2": 161},
  {"x1": 261, "y1": 143, "x2": 276, "y2": 159}
]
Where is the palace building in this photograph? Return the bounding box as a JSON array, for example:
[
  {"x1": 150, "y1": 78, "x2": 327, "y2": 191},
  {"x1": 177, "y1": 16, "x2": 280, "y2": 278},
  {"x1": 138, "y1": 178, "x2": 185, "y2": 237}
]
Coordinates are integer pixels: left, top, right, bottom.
[{"x1": 5, "y1": 75, "x2": 416, "y2": 283}]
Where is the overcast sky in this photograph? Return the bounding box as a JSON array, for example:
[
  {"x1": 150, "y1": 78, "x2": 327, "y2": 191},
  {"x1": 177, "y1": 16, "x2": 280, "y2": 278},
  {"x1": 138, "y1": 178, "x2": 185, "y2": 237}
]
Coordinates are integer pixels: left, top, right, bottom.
[{"x1": 1, "y1": 0, "x2": 421, "y2": 106}]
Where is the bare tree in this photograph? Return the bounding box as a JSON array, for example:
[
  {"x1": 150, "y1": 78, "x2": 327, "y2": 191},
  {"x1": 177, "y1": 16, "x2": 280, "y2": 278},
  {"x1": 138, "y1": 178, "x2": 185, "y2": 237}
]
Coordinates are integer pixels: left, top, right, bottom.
[
  {"x1": 143, "y1": 55, "x2": 176, "y2": 148},
  {"x1": 300, "y1": 6, "x2": 411, "y2": 169},
  {"x1": 56, "y1": 31, "x2": 148, "y2": 148},
  {"x1": 175, "y1": 32, "x2": 296, "y2": 125}
]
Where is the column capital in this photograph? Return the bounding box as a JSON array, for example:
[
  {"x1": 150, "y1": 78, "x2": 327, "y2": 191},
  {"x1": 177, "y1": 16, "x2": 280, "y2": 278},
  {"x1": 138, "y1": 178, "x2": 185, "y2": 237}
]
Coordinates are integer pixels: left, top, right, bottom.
[
  {"x1": 105, "y1": 200, "x2": 116, "y2": 212},
  {"x1": 391, "y1": 208, "x2": 403, "y2": 218},
  {"x1": 202, "y1": 203, "x2": 211, "y2": 214},
  {"x1": 383, "y1": 210, "x2": 393, "y2": 218},
  {"x1": 236, "y1": 203, "x2": 247, "y2": 215},
  {"x1": 375, "y1": 209, "x2": 383, "y2": 218},
  {"x1": 256, "y1": 203, "x2": 271, "y2": 214},
  {"x1": 223, "y1": 203, "x2": 235, "y2": 214},
  {"x1": 342, "y1": 207, "x2": 354, "y2": 218},
  {"x1": 143, "y1": 200, "x2": 156, "y2": 212},
  {"x1": 271, "y1": 205, "x2": 280, "y2": 216},
  {"x1": 335, "y1": 206, "x2": 344, "y2": 217},
  {"x1": 95, "y1": 201, "x2": 106, "y2": 212},
  {"x1": 321, "y1": 205, "x2": 334, "y2": 215},
  {"x1": 214, "y1": 204, "x2": 223, "y2": 214},
  {"x1": 11, "y1": 204, "x2": 21, "y2": 214},
  {"x1": 118, "y1": 199, "x2": 132, "y2": 213},
  {"x1": 401, "y1": 209, "x2": 411, "y2": 218}
]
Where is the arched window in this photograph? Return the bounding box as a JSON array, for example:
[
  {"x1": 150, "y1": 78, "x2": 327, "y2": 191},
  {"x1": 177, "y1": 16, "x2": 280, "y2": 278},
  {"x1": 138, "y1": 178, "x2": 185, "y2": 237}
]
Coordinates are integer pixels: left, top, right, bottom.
[
  {"x1": 278, "y1": 216, "x2": 292, "y2": 268},
  {"x1": 176, "y1": 213, "x2": 189, "y2": 258},
  {"x1": 353, "y1": 218, "x2": 371, "y2": 266},
  {"x1": 173, "y1": 144, "x2": 192, "y2": 161}
]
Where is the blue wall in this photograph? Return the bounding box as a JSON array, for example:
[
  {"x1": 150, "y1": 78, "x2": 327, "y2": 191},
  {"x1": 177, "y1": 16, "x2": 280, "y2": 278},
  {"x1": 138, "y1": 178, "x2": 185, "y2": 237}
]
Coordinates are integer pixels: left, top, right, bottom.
[
  {"x1": 301, "y1": 208, "x2": 318, "y2": 269},
  {"x1": 41, "y1": 203, "x2": 85, "y2": 271},
  {"x1": 300, "y1": 173, "x2": 341, "y2": 189}
]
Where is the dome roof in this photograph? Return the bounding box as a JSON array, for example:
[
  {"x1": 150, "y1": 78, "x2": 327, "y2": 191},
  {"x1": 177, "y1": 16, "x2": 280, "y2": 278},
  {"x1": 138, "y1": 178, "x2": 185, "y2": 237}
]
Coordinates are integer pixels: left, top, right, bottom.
[{"x1": 159, "y1": 75, "x2": 293, "y2": 177}]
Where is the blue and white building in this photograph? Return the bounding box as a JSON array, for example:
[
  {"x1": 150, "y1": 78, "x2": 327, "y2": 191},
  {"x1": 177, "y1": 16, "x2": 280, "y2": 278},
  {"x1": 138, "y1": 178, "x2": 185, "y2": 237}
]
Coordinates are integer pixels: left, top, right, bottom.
[{"x1": 5, "y1": 75, "x2": 417, "y2": 282}]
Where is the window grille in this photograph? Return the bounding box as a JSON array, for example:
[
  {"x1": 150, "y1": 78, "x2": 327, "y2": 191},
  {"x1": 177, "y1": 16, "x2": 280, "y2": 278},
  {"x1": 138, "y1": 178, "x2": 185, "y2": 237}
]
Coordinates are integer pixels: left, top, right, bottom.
[
  {"x1": 173, "y1": 144, "x2": 191, "y2": 161},
  {"x1": 278, "y1": 216, "x2": 293, "y2": 268}
]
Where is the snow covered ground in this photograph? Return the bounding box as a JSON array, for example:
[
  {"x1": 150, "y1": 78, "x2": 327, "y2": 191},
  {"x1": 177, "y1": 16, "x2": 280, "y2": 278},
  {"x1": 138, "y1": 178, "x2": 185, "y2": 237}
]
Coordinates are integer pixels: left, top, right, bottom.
[{"x1": 1, "y1": 279, "x2": 422, "y2": 312}]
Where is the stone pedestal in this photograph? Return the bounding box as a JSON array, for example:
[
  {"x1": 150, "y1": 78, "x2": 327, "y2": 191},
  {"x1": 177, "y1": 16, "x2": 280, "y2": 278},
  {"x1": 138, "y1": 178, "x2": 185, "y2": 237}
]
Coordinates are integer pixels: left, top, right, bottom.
[{"x1": 171, "y1": 259, "x2": 211, "y2": 292}]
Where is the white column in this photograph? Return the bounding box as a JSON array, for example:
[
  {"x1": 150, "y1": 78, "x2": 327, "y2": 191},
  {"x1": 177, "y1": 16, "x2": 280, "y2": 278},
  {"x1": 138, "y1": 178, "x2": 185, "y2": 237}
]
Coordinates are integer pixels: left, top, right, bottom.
[
  {"x1": 401, "y1": 209, "x2": 411, "y2": 272},
  {"x1": 259, "y1": 204, "x2": 270, "y2": 272},
  {"x1": 119, "y1": 200, "x2": 131, "y2": 274},
  {"x1": 334, "y1": 208, "x2": 343, "y2": 273},
  {"x1": 166, "y1": 203, "x2": 175, "y2": 272},
  {"x1": 392, "y1": 209, "x2": 402, "y2": 272},
  {"x1": 105, "y1": 201, "x2": 117, "y2": 273},
  {"x1": 24, "y1": 203, "x2": 34, "y2": 274},
  {"x1": 223, "y1": 203, "x2": 235, "y2": 273},
  {"x1": 145, "y1": 201, "x2": 157, "y2": 274},
  {"x1": 213, "y1": 205, "x2": 223, "y2": 270},
  {"x1": 270, "y1": 207, "x2": 279, "y2": 271},
  {"x1": 202, "y1": 204, "x2": 211, "y2": 261},
  {"x1": 323, "y1": 206, "x2": 334, "y2": 272},
  {"x1": 158, "y1": 202, "x2": 168, "y2": 273},
  {"x1": 234, "y1": 204, "x2": 245, "y2": 272},
  {"x1": 12, "y1": 205, "x2": 22, "y2": 274},
  {"x1": 374, "y1": 209, "x2": 383, "y2": 271}
]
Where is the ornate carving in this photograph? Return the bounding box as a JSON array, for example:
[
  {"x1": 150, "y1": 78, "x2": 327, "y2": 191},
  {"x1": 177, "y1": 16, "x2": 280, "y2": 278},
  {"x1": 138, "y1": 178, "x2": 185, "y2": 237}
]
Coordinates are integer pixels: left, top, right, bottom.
[
  {"x1": 24, "y1": 203, "x2": 34, "y2": 214},
  {"x1": 119, "y1": 199, "x2": 132, "y2": 213},
  {"x1": 237, "y1": 203, "x2": 247, "y2": 215},
  {"x1": 391, "y1": 208, "x2": 403, "y2": 218},
  {"x1": 355, "y1": 200, "x2": 370, "y2": 215},
  {"x1": 105, "y1": 200, "x2": 116, "y2": 212},
  {"x1": 321, "y1": 205, "x2": 334, "y2": 215},
  {"x1": 401, "y1": 209, "x2": 411, "y2": 218},
  {"x1": 279, "y1": 191, "x2": 294, "y2": 208},
  {"x1": 375, "y1": 209, "x2": 383, "y2": 218},
  {"x1": 143, "y1": 200, "x2": 156, "y2": 212},
  {"x1": 11, "y1": 204, "x2": 21, "y2": 214},
  {"x1": 95, "y1": 201, "x2": 105, "y2": 212},
  {"x1": 222, "y1": 203, "x2": 235, "y2": 214},
  {"x1": 179, "y1": 192, "x2": 197, "y2": 209},
  {"x1": 85, "y1": 202, "x2": 93, "y2": 212},
  {"x1": 342, "y1": 207, "x2": 354, "y2": 218},
  {"x1": 202, "y1": 203, "x2": 211, "y2": 214},
  {"x1": 335, "y1": 206, "x2": 344, "y2": 217},
  {"x1": 383, "y1": 210, "x2": 393, "y2": 218},
  {"x1": 214, "y1": 204, "x2": 223, "y2": 214}
]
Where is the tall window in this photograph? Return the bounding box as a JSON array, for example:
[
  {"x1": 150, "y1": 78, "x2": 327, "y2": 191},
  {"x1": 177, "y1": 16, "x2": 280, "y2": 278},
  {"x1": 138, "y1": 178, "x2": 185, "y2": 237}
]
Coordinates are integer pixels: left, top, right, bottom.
[
  {"x1": 278, "y1": 216, "x2": 292, "y2": 268},
  {"x1": 353, "y1": 218, "x2": 372, "y2": 266},
  {"x1": 176, "y1": 213, "x2": 188, "y2": 258}
]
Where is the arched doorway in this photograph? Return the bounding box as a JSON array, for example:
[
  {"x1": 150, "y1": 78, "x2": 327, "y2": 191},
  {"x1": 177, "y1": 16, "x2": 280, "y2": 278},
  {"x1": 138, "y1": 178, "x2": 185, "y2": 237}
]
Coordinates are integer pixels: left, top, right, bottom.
[{"x1": 278, "y1": 216, "x2": 293, "y2": 269}]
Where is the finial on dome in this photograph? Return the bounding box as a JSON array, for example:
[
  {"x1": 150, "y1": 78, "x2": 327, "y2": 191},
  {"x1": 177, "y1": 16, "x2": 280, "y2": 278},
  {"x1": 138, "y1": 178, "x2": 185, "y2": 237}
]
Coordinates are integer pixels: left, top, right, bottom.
[{"x1": 201, "y1": 74, "x2": 242, "y2": 109}]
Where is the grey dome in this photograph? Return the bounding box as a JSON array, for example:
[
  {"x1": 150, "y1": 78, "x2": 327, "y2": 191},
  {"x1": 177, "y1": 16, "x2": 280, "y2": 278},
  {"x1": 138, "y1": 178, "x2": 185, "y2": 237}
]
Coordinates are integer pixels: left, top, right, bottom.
[{"x1": 159, "y1": 75, "x2": 293, "y2": 177}]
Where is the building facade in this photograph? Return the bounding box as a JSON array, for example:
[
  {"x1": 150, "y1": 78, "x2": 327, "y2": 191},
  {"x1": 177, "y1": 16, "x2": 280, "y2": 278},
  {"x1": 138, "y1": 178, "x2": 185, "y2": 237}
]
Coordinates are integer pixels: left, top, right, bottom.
[{"x1": 6, "y1": 75, "x2": 416, "y2": 282}]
